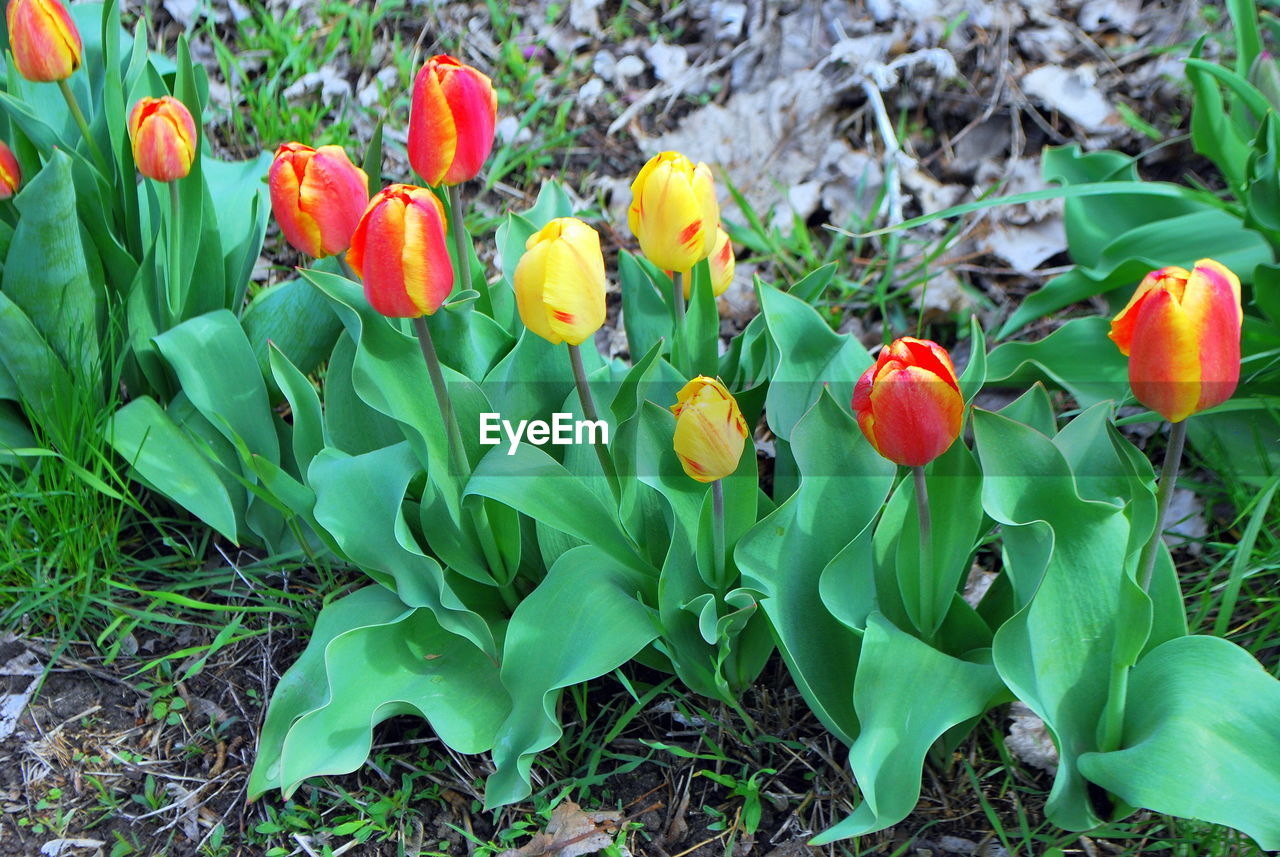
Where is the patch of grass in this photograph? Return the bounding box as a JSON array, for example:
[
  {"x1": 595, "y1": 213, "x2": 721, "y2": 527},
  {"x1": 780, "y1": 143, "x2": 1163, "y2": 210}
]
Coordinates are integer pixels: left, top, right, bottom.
[{"x1": 207, "y1": 0, "x2": 414, "y2": 152}]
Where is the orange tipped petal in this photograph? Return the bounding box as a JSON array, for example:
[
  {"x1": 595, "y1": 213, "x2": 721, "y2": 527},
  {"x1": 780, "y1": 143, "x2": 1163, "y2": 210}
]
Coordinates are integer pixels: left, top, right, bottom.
[
  {"x1": 349, "y1": 186, "x2": 454, "y2": 318},
  {"x1": 852, "y1": 337, "x2": 965, "y2": 466},
  {"x1": 407, "y1": 56, "x2": 496, "y2": 187},
  {"x1": 7, "y1": 0, "x2": 82, "y2": 82},
  {"x1": 128, "y1": 96, "x2": 197, "y2": 182},
  {"x1": 1127, "y1": 288, "x2": 1202, "y2": 423},
  {"x1": 0, "y1": 142, "x2": 22, "y2": 198}
]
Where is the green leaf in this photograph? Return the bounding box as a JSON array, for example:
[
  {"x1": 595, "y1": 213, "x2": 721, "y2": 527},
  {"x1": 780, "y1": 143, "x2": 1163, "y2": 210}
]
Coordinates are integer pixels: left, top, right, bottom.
[
  {"x1": 248, "y1": 586, "x2": 507, "y2": 798},
  {"x1": 484, "y1": 546, "x2": 658, "y2": 807},
  {"x1": 0, "y1": 291, "x2": 75, "y2": 423},
  {"x1": 269, "y1": 345, "x2": 325, "y2": 474},
  {"x1": 958, "y1": 316, "x2": 987, "y2": 403},
  {"x1": 737, "y1": 392, "x2": 895, "y2": 746},
  {"x1": 986, "y1": 317, "x2": 1128, "y2": 409},
  {"x1": 1078, "y1": 636, "x2": 1280, "y2": 850},
  {"x1": 810, "y1": 614, "x2": 1004, "y2": 843},
  {"x1": 242, "y1": 278, "x2": 343, "y2": 384},
  {"x1": 3, "y1": 150, "x2": 100, "y2": 383},
  {"x1": 154, "y1": 310, "x2": 280, "y2": 465},
  {"x1": 108, "y1": 397, "x2": 239, "y2": 541},
  {"x1": 309, "y1": 444, "x2": 498, "y2": 658},
  {"x1": 465, "y1": 444, "x2": 646, "y2": 575},
  {"x1": 619, "y1": 250, "x2": 673, "y2": 361},
  {"x1": 757, "y1": 283, "x2": 871, "y2": 440},
  {"x1": 973, "y1": 409, "x2": 1148, "y2": 831}
]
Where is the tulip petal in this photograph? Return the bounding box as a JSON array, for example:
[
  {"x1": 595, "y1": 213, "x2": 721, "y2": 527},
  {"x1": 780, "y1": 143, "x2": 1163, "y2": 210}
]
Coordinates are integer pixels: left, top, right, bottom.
[
  {"x1": 302, "y1": 147, "x2": 369, "y2": 257},
  {"x1": 8, "y1": 0, "x2": 81, "y2": 82},
  {"x1": 673, "y1": 390, "x2": 745, "y2": 483},
  {"x1": 438, "y1": 64, "x2": 497, "y2": 185},
  {"x1": 359, "y1": 196, "x2": 419, "y2": 317},
  {"x1": 1128, "y1": 288, "x2": 1201, "y2": 423},
  {"x1": 542, "y1": 227, "x2": 607, "y2": 346},
  {"x1": 865, "y1": 365, "x2": 964, "y2": 466},
  {"x1": 1184, "y1": 260, "x2": 1242, "y2": 413},
  {"x1": 632, "y1": 154, "x2": 713, "y2": 271},
  {"x1": 1109, "y1": 267, "x2": 1189, "y2": 356},
  {"x1": 270, "y1": 152, "x2": 324, "y2": 257},
  {"x1": 514, "y1": 238, "x2": 560, "y2": 344},
  {"x1": 401, "y1": 194, "x2": 454, "y2": 316},
  {"x1": 408, "y1": 65, "x2": 457, "y2": 186}
]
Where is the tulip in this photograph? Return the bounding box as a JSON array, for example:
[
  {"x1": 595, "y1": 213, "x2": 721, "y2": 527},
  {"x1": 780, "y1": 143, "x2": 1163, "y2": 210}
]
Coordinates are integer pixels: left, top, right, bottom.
[
  {"x1": 852, "y1": 337, "x2": 964, "y2": 467},
  {"x1": 269, "y1": 142, "x2": 369, "y2": 260},
  {"x1": 0, "y1": 142, "x2": 22, "y2": 199},
  {"x1": 671, "y1": 376, "x2": 749, "y2": 483},
  {"x1": 674, "y1": 226, "x2": 735, "y2": 299},
  {"x1": 628, "y1": 151, "x2": 719, "y2": 272},
  {"x1": 407, "y1": 55, "x2": 498, "y2": 187},
  {"x1": 345, "y1": 184, "x2": 453, "y2": 318},
  {"x1": 128, "y1": 96, "x2": 197, "y2": 182},
  {"x1": 1108, "y1": 259, "x2": 1242, "y2": 423},
  {"x1": 7, "y1": 0, "x2": 81, "y2": 83},
  {"x1": 514, "y1": 217, "x2": 607, "y2": 347}
]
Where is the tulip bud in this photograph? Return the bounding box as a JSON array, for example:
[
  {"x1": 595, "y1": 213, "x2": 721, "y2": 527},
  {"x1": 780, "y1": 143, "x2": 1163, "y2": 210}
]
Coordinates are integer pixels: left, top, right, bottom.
[
  {"x1": 0, "y1": 141, "x2": 22, "y2": 199},
  {"x1": 671, "y1": 376, "x2": 749, "y2": 483},
  {"x1": 1108, "y1": 258, "x2": 1242, "y2": 423},
  {"x1": 674, "y1": 226, "x2": 735, "y2": 299},
  {"x1": 128, "y1": 96, "x2": 197, "y2": 182},
  {"x1": 407, "y1": 55, "x2": 498, "y2": 187},
  {"x1": 628, "y1": 151, "x2": 719, "y2": 272},
  {"x1": 6, "y1": 0, "x2": 82, "y2": 83},
  {"x1": 345, "y1": 184, "x2": 454, "y2": 318},
  {"x1": 268, "y1": 142, "x2": 369, "y2": 259},
  {"x1": 852, "y1": 337, "x2": 964, "y2": 467},
  {"x1": 513, "y1": 217, "x2": 607, "y2": 346}
]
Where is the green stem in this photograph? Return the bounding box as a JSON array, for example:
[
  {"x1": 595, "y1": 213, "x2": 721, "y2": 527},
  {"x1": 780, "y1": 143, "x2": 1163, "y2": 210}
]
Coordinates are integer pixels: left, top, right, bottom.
[
  {"x1": 569, "y1": 343, "x2": 620, "y2": 504},
  {"x1": 1136, "y1": 419, "x2": 1188, "y2": 593},
  {"x1": 336, "y1": 255, "x2": 358, "y2": 281},
  {"x1": 673, "y1": 270, "x2": 686, "y2": 325},
  {"x1": 57, "y1": 79, "x2": 111, "y2": 178},
  {"x1": 412, "y1": 316, "x2": 510, "y2": 597},
  {"x1": 912, "y1": 465, "x2": 935, "y2": 641},
  {"x1": 1101, "y1": 418, "x2": 1189, "y2": 753},
  {"x1": 712, "y1": 479, "x2": 726, "y2": 589},
  {"x1": 447, "y1": 183, "x2": 493, "y2": 316},
  {"x1": 167, "y1": 180, "x2": 183, "y2": 325}
]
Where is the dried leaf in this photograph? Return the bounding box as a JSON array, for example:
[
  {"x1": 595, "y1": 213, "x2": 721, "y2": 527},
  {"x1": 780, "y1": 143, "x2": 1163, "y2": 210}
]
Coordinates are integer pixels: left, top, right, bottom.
[{"x1": 497, "y1": 801, "x2": 630, "y2": 857}]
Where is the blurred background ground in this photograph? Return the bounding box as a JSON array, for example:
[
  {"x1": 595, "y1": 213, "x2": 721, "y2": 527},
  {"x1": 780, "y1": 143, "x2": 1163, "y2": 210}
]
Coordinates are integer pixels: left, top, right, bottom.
[{"x1": 2, "y1": 1, "x2": 1276, "y2": 856}]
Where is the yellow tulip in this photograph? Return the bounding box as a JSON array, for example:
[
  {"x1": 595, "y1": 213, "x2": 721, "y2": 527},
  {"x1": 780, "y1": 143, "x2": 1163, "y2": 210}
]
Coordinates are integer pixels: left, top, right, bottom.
[
  {"x1": 514, "y1": 217, "x2": 607, "y2": 346},
  {"x1": 628, "y1": 151, "x2": 719, "y2": 272},
  {"x1": 671, "y1": 376, "x2": 748, "y2": 483}
]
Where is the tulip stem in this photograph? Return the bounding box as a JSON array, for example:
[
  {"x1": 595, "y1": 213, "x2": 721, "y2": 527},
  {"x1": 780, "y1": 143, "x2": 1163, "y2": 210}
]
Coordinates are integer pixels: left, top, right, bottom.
[
  {"x1": 1136, "y1": 419, "x2": 1188, "y2": 593},
  {"x1": 413, "y1": 316, "x2": 510, "y2": 591},
  {"x1": 167, "y1": 180, "x2": 183, "y2": 324},
  {"x1": 447, "y1": 183, "x2": 493, "y2": 316},
  {"x1": 712, "y1": 479, "x2": 727, "y2": 589},
  {"x1": 57, "y1": 79, "x2": 111, "y2": 179},
  {"x1": 912, "y1": 465, "x2": 935, "y2": 641},
  {"x1": 569, "y1": 343, "x2": 620, "y2": 504},
  {"x1": 336, "y1": 255, "x2": 358, "y2": 281},
  {"x1": 672, "y1": 271, "x2": 686, "y2": 325}
]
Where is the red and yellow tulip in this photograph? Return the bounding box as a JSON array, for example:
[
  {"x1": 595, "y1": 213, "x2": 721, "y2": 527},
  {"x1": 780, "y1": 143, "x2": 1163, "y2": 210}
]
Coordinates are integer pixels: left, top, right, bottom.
[
  {"x1": 671, "y1": 376, "x2": 749, "y2": 483},
  {"x1": 514, "y1": 217, "x2": 607, "y2": 346},
  {"x1": 269, "y1": 142, "x2": 369, "y2": 260},
  {"x1": 628, "y1": 151, "x2": 719, "y2": 272},
  {"x1": 853, "y1": 337, "x2": 964, "y2": 467},
  {"x1": 0, "y1": 142, "x2": 22, "y2": 198},
  {"x1": 345, "y1": 184, "x2": 454, "y2": 318},
  {"x1": 674, "y1": 226, "x2": 735, "y2": 299},
  {"x1": 128, "y1": 96, "x2": 197, "y2": 182},
  {"x1": 1109, "y1": 258, "x2": 1242, "y2": 423},
  {"x1": 6, "y1": 0, "x2": 81, "y2": 83},
  {"x1": 407, "y1": 55, "x2": 497, "y2": 187}
]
